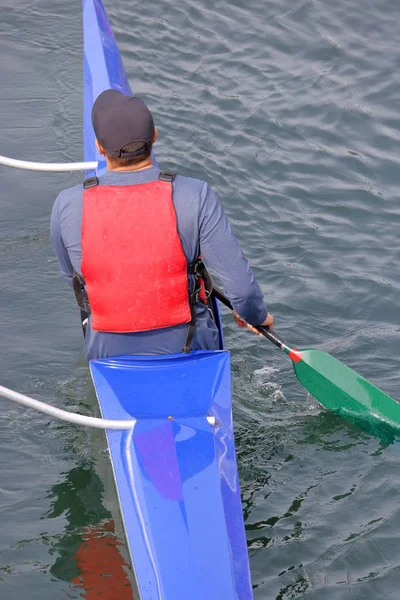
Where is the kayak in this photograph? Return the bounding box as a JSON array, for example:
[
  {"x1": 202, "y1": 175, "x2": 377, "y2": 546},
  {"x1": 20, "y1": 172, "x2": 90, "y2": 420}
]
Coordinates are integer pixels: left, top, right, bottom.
[{"x1": 83, "y1": 1, "x2": 254, "y2": 598}]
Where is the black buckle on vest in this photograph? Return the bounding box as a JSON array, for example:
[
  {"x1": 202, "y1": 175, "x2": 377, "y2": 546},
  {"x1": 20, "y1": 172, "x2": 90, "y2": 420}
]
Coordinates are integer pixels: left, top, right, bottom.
[
  {"x1": 158, "y1": 170, "x2": 176, "y2": 182},
  {"x1": 83, "y1": 177, "x2": 99, "y2": 189},
  {"x1": 188, "y1": 257, "x2": 205, "y2": 278},
  {"x1": 183, "y1": 257, "x2": 213, "y2": 354},
  {"x1": 72, "y1": 270, "x2": 91, "y2": 315}
]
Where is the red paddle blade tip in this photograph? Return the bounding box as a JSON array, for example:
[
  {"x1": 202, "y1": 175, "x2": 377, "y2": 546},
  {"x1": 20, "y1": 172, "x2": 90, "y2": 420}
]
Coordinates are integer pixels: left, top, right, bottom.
[{"x1": 289, "y1": 348, "x2": 302, "y2": 363}]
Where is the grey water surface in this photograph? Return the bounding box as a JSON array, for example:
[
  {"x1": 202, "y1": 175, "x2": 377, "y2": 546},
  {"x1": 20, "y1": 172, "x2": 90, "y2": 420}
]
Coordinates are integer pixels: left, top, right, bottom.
[{"x1": 1, "y1": 0, "x2": 400, "y2": 598}]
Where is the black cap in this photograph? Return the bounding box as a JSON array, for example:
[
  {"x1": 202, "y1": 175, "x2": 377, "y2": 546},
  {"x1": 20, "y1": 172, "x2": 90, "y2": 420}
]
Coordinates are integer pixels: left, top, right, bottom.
[{"x1": 92, "y1": 89, "x2": 154, "y2": 158}]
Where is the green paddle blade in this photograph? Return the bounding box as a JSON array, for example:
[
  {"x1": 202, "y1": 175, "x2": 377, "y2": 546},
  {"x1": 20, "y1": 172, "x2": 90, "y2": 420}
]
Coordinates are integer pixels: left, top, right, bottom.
[{"x1": 293, "y1": 349, "x2": 400, "y2": 430}]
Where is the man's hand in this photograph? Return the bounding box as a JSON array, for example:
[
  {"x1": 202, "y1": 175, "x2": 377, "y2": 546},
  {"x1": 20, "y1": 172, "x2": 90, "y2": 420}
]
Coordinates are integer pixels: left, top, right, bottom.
[
  {"x1": 259, "y1": 313, "x2": 274, "y2": 328},
  {"x1": 232, "y1": 311, "x2": 274, "y2": 336}
]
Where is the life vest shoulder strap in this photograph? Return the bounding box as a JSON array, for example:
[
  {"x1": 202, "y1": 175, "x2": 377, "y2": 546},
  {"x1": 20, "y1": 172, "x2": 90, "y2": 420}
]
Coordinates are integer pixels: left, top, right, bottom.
[
  {"x1": 83, "y1": 176, "x2": 99, "y2": 189},
  {"x1": 158, "y1": 170, "x2": 176, "y2": 182}
]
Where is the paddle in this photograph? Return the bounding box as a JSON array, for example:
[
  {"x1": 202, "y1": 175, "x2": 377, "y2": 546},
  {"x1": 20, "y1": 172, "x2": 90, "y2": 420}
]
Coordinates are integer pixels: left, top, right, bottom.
[{"x1": 213, "y1": 287, "x2": 400, "y2": 432}]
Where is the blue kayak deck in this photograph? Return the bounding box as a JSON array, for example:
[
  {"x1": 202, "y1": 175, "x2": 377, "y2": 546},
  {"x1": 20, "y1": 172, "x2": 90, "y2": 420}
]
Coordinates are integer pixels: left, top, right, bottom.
[{"x1": 90, "y1": 351, "x2": 253, "y2": 600}]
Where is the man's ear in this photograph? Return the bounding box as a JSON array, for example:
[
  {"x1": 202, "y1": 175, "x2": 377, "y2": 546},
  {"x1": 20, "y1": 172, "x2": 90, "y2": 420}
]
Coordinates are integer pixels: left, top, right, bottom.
[
  {"x1": 95, "y1": 139, "x2": 105, "y2": 155},
  {"x1": 153, "y1": 127, "x2": 158, "y2": 144}
]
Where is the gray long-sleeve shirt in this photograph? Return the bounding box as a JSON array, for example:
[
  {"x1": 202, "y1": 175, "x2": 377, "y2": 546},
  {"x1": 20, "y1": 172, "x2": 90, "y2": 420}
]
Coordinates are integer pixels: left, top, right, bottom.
[{"x1": 50, "y1": 166, "x2": 268, "y2": 360}]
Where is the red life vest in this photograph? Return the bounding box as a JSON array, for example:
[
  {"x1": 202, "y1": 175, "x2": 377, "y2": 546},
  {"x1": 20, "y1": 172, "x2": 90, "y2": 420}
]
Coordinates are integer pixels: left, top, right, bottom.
[{"x1": 81, "y1": 175, "x2": 192, "y2": 333}]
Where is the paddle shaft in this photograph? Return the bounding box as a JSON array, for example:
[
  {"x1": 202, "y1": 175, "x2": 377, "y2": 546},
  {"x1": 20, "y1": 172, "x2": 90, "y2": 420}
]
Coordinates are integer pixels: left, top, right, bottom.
[{"x1": 212, "y1": 287, "x2": 287, "y2": 352}]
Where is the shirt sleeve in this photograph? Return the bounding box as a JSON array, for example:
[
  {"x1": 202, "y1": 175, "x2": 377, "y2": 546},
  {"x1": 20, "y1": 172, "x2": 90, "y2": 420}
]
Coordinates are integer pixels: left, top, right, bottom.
[
  {"x1": 198, "y1": 183, "x2": 268, "y2": 325},
  {"x1": 50, "y1": 193, "x2": 74, "y2": 286}
]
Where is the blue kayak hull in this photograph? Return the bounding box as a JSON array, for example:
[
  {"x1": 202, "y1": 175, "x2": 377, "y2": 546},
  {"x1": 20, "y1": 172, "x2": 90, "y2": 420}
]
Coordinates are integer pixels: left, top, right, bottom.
[
  {"x1": 84, "y1": 0, "x2": 254, "y2": 597},
  {"x1": 90, "y1": 352, "x2": 253, "y2": 599}
]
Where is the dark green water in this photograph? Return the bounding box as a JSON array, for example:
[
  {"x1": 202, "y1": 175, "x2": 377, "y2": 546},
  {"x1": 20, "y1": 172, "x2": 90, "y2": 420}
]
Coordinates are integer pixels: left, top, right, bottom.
[{"x1": 1, "y1": 0, "x2": 399, "y2": 598}]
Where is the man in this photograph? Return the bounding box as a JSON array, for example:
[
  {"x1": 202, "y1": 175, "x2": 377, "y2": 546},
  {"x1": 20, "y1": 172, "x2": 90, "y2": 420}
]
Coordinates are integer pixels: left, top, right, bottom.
[{"x1": 51, "y1": 89, "x2": 273, "y2": 361}]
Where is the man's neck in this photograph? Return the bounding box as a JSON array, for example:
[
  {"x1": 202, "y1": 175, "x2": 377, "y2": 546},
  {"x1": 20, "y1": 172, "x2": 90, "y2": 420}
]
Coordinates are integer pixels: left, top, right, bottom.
[{"x1": 106, "y1": 156, "x2": 155, "y2": 172}]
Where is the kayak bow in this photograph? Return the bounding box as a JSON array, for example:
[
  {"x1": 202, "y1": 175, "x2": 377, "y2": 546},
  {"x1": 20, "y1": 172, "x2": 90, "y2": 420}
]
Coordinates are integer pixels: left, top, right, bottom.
[{"x1": 83, "y1": 1, "x2": 253, "y2": 598}]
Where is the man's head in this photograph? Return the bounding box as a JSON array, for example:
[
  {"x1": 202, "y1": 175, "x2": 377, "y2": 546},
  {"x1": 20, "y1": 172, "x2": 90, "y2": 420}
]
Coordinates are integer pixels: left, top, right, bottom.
[{"x1": 92, "y1": 89, "x2": 156, "y2": 167}]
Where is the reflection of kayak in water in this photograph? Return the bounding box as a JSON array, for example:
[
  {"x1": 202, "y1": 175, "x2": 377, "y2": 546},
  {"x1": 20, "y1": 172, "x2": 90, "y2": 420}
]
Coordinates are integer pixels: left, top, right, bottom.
[
  {"x1": 72, "y1": 520, "x2": 133, "y2": 599},
  {"x1": 43, "y1": 376, "x2": 139, "y2": 595},
  {"x1": 46, "y1": 465, "x2": 138, "y2": 598}
]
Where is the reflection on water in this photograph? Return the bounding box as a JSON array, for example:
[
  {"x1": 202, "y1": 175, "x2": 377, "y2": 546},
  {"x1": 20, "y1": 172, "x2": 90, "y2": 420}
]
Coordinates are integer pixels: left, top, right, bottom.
[
  {"x1": 44, "y1": 466, "x2": 135, "y2": 599},
  {"x1": 299, "y1": 410, "x2": 399, "y2": 451}
]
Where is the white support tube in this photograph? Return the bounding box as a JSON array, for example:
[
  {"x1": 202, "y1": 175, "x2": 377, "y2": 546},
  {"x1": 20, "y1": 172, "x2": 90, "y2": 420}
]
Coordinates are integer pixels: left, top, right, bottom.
[
  {"x1": 0, "y1": 384, "x2": 217, "y2": 429},
  {"x1": 0, "y1": 154, "x2": 98, "y2": 172},
  {"x1": 0, "y1": 385, "x2": 135, "y2": 430}
]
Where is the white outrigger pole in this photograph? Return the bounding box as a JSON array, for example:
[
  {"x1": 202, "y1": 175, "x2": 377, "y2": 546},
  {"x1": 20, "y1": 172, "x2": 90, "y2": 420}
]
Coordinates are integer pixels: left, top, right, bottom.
[
  {"x1": 0, "y1": 384, "x2": 135, "y2": 429},
  {"x1": 0, "y1": 154, "x2": 98, "y2": 172}
]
